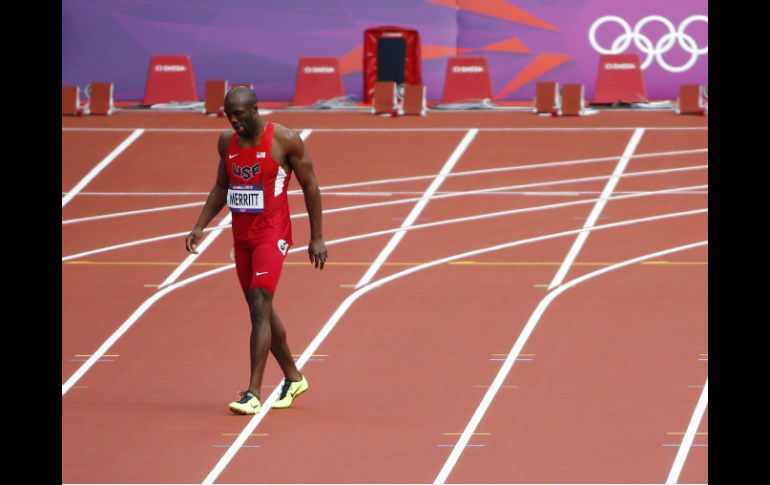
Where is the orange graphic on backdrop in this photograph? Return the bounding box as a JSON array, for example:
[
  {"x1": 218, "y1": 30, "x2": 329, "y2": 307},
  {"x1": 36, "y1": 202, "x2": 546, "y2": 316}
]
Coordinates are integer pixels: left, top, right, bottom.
[
  {"x1": 480, "y1": 37, "x2": 529, "y2": 54},
  {"x1": 338, "y1": 44, "x2": 364, "y2": 75},
  {"x1": 496, "y1": 53, "x2": 572, "y2": 98},
  {"x1": 426, "y1": 0, "x2": 559, "y2": 32},
  {"x1": 422, "y1": 44, "x2": 474, "y2": 59}
]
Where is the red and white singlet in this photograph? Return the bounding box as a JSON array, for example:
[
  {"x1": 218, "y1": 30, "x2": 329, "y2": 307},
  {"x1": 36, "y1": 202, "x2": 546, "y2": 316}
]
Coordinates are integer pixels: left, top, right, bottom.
[{"x1": 225, "y1": 122, "x2": 293, "y2": 248}]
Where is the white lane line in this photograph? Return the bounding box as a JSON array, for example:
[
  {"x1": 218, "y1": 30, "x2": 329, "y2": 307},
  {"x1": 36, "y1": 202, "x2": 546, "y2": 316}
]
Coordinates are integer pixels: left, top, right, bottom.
[
  {"x1": 60, "y1": 150, "x2": 705, "y2": 226},
  {"x1": 61, "y1": 162, "x2": 705, "y2": 229},
  {"x1": 293, "y1": 164, "x2": 707, "y2": 221},
  {"x1": 323, "y1": 187, "x2": 706, "y2": 248},
  {"x1": 63, "y1": 191, "x2": 210, "y2": 196},
  {"x1": 666, "y1": 379, "x2": 708, "y2": 484},
  {"x1": 62, "y1": 185, "x2": 708, "y2": 268},
  {"x1": 63, "y1": 126, "x2": 709, "y2": 133},
  {"x1": 310, "y1": 148, "x2": 707, "y2": 193},
  {"x1": 61, "y1": 148, "x2": 707, "y2": 200},
  {"x1": 204, "y1": 212, "x2": 706, "y2": 484},
  {"x1": 355, "y1": 129, "x2": 478, "y2": 288},
  {"x1": 156, "y1": 130, "x2": 312, "y2": 290},
  {"x1": 157, "y1": 214, "x2": 232, "y2": 289},
  {"x1": 61, "y1": 131, "x2": 315, "y2": 260},
  {"x1": 62, "y1": 129, "x2": 145, "y2": 207},
  {"x1": 433, "y1": 240, "x2": 708, "y2": 485},
  {"x1": 62, "y1": 229, "x2": 206, "y2": 262},
  {"x1": 304, "y1": 189, "x2": 707, "y2": 198},
  {"x1": 66, "y1": 202, "x2": 226, "y2": 393},
  {"x1": 61, "y1": 263, "x2": 235, "y2": 396},
  {"x1": 62, "y1": 176, "x2": 708, "y2": 262},
  {"x1": 63, "y1": 201, "x2": 204, "y2": 225},
  {"x1": 548, "y1": 128, "x2": 645, "y2": 289}
]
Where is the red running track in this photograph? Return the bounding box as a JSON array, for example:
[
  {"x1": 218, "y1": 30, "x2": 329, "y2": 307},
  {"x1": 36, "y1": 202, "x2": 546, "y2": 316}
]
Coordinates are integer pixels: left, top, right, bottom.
[{"x1": 62, "y1": 110, "x2": 707, "y2": 484}]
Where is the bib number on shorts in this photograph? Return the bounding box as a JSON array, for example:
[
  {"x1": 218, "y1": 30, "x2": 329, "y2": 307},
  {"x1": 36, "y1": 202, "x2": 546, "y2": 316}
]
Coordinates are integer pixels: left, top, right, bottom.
[{"x1": 228, "y1": 184, "x2": 264, "y2": 214}]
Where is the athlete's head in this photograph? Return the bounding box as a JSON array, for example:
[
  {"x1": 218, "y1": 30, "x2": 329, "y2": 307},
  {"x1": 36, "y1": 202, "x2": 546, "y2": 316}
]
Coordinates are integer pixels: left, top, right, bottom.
[{"x1": 224, "y1": 86, "x2": 260, "y2": 138}]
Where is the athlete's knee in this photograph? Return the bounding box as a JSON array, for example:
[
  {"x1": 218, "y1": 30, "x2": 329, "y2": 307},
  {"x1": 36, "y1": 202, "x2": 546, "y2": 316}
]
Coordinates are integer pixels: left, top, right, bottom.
[{"x1": 247, "y1": 287, "x2": 273, "y2": 324}]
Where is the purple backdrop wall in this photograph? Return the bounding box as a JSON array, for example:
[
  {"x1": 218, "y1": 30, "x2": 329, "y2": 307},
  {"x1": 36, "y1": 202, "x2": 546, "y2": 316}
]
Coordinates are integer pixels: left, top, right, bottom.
[{"x1": 62, "y1": 0, "x2": 708, "y2": 102}]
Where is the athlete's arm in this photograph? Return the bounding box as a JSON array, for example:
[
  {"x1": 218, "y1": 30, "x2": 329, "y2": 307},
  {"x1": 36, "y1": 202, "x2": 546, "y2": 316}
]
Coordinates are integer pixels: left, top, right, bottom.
[
  {"x1": 282, "y1": 127, "x2": 327, "y2": 269},
  {"x1": 185, "y1": 132, "x2": 231, "y2": 254}
]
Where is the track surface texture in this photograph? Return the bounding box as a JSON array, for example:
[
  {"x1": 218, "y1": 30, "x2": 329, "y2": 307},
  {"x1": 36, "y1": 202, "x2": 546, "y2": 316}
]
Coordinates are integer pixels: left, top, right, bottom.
[{"x1": 62, "y1": 109, "x2": 708, "y2": 484}]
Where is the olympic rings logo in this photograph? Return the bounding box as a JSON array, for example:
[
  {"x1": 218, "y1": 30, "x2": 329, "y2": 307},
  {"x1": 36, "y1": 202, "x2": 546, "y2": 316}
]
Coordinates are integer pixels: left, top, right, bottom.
[{"x1": 588, "y1": 15, "x2": 708, "y2": 73}]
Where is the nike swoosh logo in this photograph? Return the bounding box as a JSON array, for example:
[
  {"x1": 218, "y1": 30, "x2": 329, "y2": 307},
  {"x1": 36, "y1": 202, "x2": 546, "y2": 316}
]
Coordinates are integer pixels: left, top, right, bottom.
[
  {"x1": 290, "y1": 380, "x2": 305, "y2": 397},
  {"x1": 255, "y1": 271, "x2": 269, "y2": 276},
  {"x1": 228, "y1": 154, "x2": 238, "y2": 159}
]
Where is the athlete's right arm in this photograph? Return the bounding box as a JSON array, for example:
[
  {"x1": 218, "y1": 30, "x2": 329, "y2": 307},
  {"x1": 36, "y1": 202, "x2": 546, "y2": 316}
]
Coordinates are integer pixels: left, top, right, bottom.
[{"x1": 185, "y1": 132, "x2": 231, "y2": 254}]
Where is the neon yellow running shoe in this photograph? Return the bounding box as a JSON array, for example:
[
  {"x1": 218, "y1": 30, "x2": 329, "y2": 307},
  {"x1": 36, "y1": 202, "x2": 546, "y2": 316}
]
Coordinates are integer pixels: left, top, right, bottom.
[
  {"x1": 272, "y1": 375, "x2": 309, "y2": 409},
  {"x1": 228, "y1": 390, "x2": 261, "y2": 415}
]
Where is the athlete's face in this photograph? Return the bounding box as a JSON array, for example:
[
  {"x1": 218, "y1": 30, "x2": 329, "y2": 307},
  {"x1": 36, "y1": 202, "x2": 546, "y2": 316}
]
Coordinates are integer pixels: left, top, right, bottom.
[{"x1": 224, "y1": 100, "x2": 258, "y2": 138}]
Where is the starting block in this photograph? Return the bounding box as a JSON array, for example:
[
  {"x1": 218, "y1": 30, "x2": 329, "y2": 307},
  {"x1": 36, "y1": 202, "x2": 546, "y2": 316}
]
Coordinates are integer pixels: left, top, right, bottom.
[
  {"x1": 676, "y1": 84, "x2": 706, "y2": 115},
  {"x1": 293, "y1": 57, "x2": 344, "y2": 106},
  {"x1": 592, "y1": 54, "x2": 646, "y2": 104},
  {"x1": 560, "y1": 84, "x2": 585, "y2": 116},
  {"x1": 534, "y1": 81, "x2": 558, "y2": 114},
  {"x1": 442, "y1": 57, "x2": 493, "y2": 103},
  {"x1": 372, "y1": 81, "x2": 397, "y2": 114},
  {"x1": 143, "y1": 55, "x2": 198, "y2": 106},
  {"x1": 62, "y1": 86, "x2": 85, "y2": 116},
  {"x1": 205, "y1": 80, "x2": 228, "y2": 115},
  {"x1": 86, "y1": 82, "x2": 115, "y2": 115},
  {"x1": 401, "y1": 84, "x2": 426, "y2": 116},
  {"x1": 552, "y1": 84, "x2": 588, "y2": 116}
]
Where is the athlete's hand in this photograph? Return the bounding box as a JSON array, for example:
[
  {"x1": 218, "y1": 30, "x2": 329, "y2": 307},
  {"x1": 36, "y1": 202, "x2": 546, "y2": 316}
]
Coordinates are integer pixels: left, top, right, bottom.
[
  {"x1": 309, "y1": 238, "x2": 327, "y2": 269},
  {"x1": 185, "y1": 228, "x2": 203, "y2": 254}
]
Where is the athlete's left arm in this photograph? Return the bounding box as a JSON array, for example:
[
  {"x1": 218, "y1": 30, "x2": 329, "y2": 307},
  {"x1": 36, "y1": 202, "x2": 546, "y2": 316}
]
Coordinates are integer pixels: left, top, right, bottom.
[{"x1": 282, "y1": 127, "x2": 327, "y2": 269}]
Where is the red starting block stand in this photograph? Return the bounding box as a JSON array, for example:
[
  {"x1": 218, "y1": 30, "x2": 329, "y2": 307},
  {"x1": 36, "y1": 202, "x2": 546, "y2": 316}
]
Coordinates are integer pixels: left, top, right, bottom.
[
  {"x1": 62, "y1": 86, "x2": 85, "y2": 116},
  {"x1": 401, "y1": 84, "x2": 426, "y2": 116},
  {"x1": 534, "y1": 81, "x2": 558, "y2": 114},
  {"x1": 676, "y1": 84, "x2": 706, "y2": 115},
  {"x1": 293, "y1": 57, "x2": 345, "y2": 106},
  {"x1": 87, "y1": 82, "x2": 115, "y2": 115},
  {"x1": 372, "y1": 81, "x2": 397, "y2": 115},
  {"x1": 442, "y1": 57, "x2": 493, "y2": 103},
  {"x1": 143, "y1": 55, "x2": 198, "y2": 106},
  {"x1": 592, "y1": 54, "x2": 646, "y2": 104},
  {"x1": 205, "y1": 80, "x2": 228, "y2": 115},
  {"x1": 553, "y1": 84, "x2": 585, "y2": 116}
]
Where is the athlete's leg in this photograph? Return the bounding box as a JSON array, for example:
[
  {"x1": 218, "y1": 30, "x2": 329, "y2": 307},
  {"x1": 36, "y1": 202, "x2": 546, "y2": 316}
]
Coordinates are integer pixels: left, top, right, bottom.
[
  {"x1": 235, "y1": 245, "x2": 274, "y2": 400},
  {"x1": 269, "y1": 310, "x2": 302, "y2": 382},
  {"x1": 241, "y1": 241, "x2": 294, "y2": 398},
  {"x1": 245, "y1": 287, "x2": 273, "y2": 399}
]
